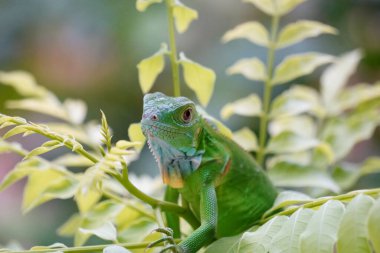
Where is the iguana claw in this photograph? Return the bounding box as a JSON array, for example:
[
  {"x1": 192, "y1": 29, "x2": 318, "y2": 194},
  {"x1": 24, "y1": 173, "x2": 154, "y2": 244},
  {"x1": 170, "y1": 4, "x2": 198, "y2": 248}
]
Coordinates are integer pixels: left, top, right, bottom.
[{"x1": 146, "y1": 227, "x2": 183, "y2": 253}]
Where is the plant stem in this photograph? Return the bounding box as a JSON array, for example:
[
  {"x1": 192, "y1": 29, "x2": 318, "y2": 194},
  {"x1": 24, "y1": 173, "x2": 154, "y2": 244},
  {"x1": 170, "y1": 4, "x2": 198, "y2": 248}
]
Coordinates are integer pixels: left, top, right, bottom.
[
  {"x1": 116, "y1": 166, "x2": 200, "y2": 229},
  {"x1": 165, "y1": 0, "x2": 181, "y2": 97},
  {"x1": 7, "y1": 240, "x2": 181, "y2": 253},
  {"x1": 257, "y1": 15, "x2": 280, "y2": 167},
  {"x1": 260, "y1": 187, "x2": 380, "y2": 224}
]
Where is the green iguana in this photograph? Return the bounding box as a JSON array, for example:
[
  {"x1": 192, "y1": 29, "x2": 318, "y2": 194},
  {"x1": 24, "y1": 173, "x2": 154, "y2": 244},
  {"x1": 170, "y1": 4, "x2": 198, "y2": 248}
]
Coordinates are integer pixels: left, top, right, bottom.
[{"x1": 141, "y1": 92, "x2": 277, "y2": 253}]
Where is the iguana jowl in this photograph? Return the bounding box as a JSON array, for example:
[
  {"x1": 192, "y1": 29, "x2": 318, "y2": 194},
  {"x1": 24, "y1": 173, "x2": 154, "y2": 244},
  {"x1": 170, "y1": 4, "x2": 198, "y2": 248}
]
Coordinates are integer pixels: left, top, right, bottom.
[{"x1": 141, "y1": 92, "x2": 277, "y2": 253}]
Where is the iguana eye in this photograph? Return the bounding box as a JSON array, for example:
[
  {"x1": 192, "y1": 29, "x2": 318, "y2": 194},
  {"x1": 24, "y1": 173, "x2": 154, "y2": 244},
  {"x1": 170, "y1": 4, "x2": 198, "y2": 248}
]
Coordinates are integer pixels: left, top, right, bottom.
[{"x1": 181, "y1": 108, "x2": 193, "y2": 123}]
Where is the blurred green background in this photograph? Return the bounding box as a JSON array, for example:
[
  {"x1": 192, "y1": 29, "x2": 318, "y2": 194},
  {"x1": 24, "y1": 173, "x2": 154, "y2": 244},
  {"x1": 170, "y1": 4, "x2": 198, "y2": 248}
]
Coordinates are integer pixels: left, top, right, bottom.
[{"x1": 0, "y1": 0, "x2": 379, "y2": 248}]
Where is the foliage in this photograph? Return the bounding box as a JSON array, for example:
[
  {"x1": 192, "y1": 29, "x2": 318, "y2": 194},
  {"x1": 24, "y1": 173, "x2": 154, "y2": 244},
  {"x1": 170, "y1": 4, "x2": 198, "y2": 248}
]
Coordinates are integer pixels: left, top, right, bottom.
[{"x1": 0, "y1": 0, "x2": 380, "y2": 253}]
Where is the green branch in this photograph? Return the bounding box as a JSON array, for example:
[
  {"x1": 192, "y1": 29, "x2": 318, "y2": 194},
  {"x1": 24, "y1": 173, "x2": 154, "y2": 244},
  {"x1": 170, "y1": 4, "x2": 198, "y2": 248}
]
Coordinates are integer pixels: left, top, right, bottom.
[
  {"x1": 165, "y1": 0, "x2": 181, "y2": 97},
  {"x1": 116, "y1": 164, "x2": 200, "y2": 229},
  {"x1": 257, "y1": 15, "x2": 280, "y2": 167},
  {"x1": 5, "y1": 240, "x2": 181, "y2": 253},
  {"x1": 260, "y1": 188, "x2": 380, "y2": 224}
]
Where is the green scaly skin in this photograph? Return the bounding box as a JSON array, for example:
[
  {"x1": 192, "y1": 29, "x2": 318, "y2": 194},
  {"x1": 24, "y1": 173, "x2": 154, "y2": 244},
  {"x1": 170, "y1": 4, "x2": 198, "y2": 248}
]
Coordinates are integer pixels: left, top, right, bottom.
[{"x1": 141, "y1": 92, "x2": 277, "y2": 253}]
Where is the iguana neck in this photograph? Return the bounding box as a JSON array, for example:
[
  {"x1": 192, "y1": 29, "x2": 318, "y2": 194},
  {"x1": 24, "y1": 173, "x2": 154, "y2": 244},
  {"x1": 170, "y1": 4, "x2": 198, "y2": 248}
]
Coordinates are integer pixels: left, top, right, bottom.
[{"x1": 146, "y1": 125, "x2": 205, "y2": 188}]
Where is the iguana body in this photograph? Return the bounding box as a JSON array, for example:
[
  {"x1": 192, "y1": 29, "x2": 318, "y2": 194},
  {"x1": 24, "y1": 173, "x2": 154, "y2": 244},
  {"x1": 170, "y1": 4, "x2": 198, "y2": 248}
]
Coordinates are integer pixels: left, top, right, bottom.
[{"x1": 141, "y1": 92, "x2": 277, "y2": 253}]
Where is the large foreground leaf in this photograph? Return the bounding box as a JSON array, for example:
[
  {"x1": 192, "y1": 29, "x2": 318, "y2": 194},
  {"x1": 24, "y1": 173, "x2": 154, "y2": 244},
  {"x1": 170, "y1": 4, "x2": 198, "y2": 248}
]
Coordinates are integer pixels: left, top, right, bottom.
[
  {"x1": 336, "y1": 194, "x2": 374, "y2": 253},
  {"x1": 299, "y1": 200, "x2": 345, "y2": 253}
]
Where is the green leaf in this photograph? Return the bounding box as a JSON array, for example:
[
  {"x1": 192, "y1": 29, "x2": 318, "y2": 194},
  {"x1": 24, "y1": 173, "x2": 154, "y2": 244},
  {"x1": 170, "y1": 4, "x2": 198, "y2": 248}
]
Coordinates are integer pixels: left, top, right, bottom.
[
  {"x1": 243, "y1": 0, "x2": 307, "y2": 16},
  {"x1": 226, "y1": 57, "x2": 267, "y2": 81},
  {"x1": 270, "y1": 208, "x2": 314, "y2": 253},
  {"x1": 232, "y1": 127, "x2": 258, "y2": 151},
  {"x1": 300, "y1": 200, "x2": 345, "y2": 253},
  {"x1": 179, "y1": 53, "x2": 216, "y2": 107},
  {"x1": 268, "y1": 162, "x2": 340, "y2": 193},
  {"x1": 222, "y1": 22, "x2": 269, "y2": 47},
  {"x1": 267, "y1": 131, "x2": 319, "y2": 154},
  {"x1": 220, "y1": 94, "x2": 262, "y2": 120},
  {"x1": 368, "y1": 198, "x2": 380, "y2": 253},
  {"x1": 237, "y1": 216, "x2": 288, "y2": 252},
  {"x1": 270, "y1": 85, "x2": 324, "y2": 118},
  {"x1": 269, "y1": 115, "x2": 316, "y2": 138},
  {"x1": 136, "y1": 0, "x2": 162, "y2": 12},
  {"x1": 137, "y1": 43, "x2": 168, "y2": 94},
  {"x1": 337, "y1": 194, "x2": 374, "y2": 253},
  {"x1": 272, "y1": 53, "x2": 334, "y2": 86},
  {"x1": 103, "y1": 245, "x2": 132, "y2": 253},
  {"x1": 0, "y1": 70, "x2": 48, "y2": 97},
  {"x1": 172, "y1": 0, "x2": 198, "y2": 33},
  {"x1": 321, "y1": 49, "x2": 362, "y2": 109},
  {"x1": 277, "y1": 20, "x2": 337, "y2": 49}
]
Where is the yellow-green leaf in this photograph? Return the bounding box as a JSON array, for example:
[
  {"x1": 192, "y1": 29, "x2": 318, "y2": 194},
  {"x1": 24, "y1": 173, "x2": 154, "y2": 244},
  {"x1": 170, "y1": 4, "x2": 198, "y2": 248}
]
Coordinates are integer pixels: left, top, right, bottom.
[
  {"x1": 300, "y1": 200, "x2": 345, "y2": 253},
  {"x1": 196, "y1": 106, "x2": 233, "y2": 138},
  {"x1": 136, "y1": 0, "x2": 162, "y2": 12},
  {"x1": 267, "y1": 131, "x2": 319, "y2": 154},
  {"x1": 222, "y1": 21, "x2": 269, "y2": 47},
  {"x1": 232, "y1": 127, "x2": 258, "y2": 151},
  {"x1": 25, "y1": 141, "x2": 64, "y2": 159},
  {"x1": 368, "y1": 198, "x2": 380, "y2": 253},
  {"x1": 137, "y1": 43, "x2": 168, "y2": 94},
  {"x1": 79, "y1": 221, "x2": 117, "y2": 242},
  {"x1": 337, "y1": 194, "x2": 374, "y2": 253},
  {"x1": 220, "y1": 94, "x2": 262, "y2": 120},
  {"x1": 227, "y1": 57, "x2": 267, "y2": 81},
  {"x1": 273, "y1": 53, "x2": 334, "y2": 86},
  {"x1": 3, "y1": 125, "x2": 27, "y2": 139},
  {"x1": 128, "y1": 123, "x2": 146, "y2": 152},
  {"x1": 277, "y1": 20, "x2": 337, "y2": 49},
  {"x1": 57, "y1": 213, "x2": 82, "y2": 237},
  {"x1": 172, "y1": 0, "x2": 198, "y2": 33},
  {"x1": 0, "y1": 70, "x2": 48, "y2": 98},
  {"x1": 22, "y1": 168, "x2": 76, "y2": 213},
  {"x1": 243, "y1": 0, "x2": 307, "y2": 16},
  {"x1": 103, "y1": 245, "x2": 132, "y2": 253},
  {"x1": 0, "y1": 161, "x2": 39, "y2": 192},
  {"x1": 7, "y1": 98, "x2": 69, "y2": 122},
  {"x1": 179, "y1": 53, "x2": 216, "y2": 107},
  {"x1": 270, "y1": 85, "x2": 324, "y2": 118},
  {"x1": 321, "y1": 49, "x2": 362, "y2": 109},
  {"x1": 269, "y1": 115, "x2": 316, "y2": 138}
]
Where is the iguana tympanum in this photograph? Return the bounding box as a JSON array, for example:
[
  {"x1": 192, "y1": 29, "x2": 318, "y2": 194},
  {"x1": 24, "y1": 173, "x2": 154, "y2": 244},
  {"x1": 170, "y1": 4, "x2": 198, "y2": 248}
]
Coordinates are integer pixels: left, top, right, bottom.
[{"x1": 141, "y1": 92, "x2": 277, "y2": 253}]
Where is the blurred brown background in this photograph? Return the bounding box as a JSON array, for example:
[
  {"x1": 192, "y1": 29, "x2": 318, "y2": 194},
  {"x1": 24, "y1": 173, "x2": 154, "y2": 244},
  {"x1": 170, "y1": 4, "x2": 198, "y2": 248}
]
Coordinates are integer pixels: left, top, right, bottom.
[{"x1": 0, "y1": 0, "x2": 379, "y2": 248}]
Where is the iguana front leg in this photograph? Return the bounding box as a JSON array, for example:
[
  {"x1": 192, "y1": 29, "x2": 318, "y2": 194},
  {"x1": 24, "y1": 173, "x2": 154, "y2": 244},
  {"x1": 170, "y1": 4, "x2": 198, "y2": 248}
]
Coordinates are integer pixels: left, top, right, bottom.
[
  {"x1": 149, "y1": 184, "x2": 217, "y2": 253},
  {"x1": 179, "y1": 183, "x2": 217, "y2": 253}
]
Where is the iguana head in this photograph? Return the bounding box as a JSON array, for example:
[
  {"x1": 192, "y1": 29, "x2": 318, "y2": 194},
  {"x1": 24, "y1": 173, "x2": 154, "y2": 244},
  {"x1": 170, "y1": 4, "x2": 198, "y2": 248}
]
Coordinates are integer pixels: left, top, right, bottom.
[
  {"x1": 141, "y1": 92, "x2": 203, "y2": 187},
  {"x1": 141, "y1": 92, "x2": 201, "y2": 145}
]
